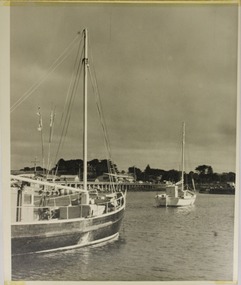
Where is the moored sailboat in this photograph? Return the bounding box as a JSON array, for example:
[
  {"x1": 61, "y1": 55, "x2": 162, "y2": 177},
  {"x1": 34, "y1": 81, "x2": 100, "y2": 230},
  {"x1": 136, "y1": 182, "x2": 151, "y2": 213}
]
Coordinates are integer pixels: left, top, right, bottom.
[
  {"x1": 11, "y1": 29, "x2": 126, "y2": 255},
  {"x1": 155, "y1": 122, "x2": 196, "y2": 207}
]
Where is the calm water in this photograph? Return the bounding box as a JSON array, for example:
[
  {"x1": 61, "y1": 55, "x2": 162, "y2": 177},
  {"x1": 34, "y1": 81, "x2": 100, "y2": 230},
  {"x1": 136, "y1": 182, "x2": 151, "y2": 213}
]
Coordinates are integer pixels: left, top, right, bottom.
[{"x1": 12, "y1": 192, "x2": 235, "y2": 281}]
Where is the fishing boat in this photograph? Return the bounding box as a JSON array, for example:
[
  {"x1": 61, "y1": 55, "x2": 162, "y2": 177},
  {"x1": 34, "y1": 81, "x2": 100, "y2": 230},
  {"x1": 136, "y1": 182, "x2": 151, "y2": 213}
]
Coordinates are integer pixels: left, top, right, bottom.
[
  {"x1": 11, "y1": 29, "x2": 126, "y2": 255},
  {"x1": 155, "y1": 123, "x2": 196, "y2": 207}
]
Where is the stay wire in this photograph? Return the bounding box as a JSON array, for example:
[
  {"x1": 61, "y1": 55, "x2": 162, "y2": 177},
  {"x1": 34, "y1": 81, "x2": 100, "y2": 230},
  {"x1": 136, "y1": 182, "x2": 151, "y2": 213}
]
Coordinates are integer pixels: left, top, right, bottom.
[
  {"x1": 54, "y1": 56, "x2": 83, "y2": 170},
  {"x1": 88, "y1": 45, "x2": 113, "y2": 162},
  {"x1": 11, "y1": 33, "x2": 81, "y2": 113},
  {"x1": 59, "y1": 36, "x2": 84, "y2": 128},
  {"x1": 88, "y1": 67, "x2": 112, "y2": 163},
  {"x1": 88, "y1": 44, "x2": 115, "y2": 191},
  {"x1": 53, "y1": 40, "x2": 84, "y2": 170}
]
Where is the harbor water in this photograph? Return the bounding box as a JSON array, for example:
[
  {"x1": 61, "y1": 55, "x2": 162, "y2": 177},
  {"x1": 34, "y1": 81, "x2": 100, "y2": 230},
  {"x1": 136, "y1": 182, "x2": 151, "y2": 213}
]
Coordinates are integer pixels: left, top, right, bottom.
[{"x1": 12, "y1": 192, "x2": 235, "y2": 281}]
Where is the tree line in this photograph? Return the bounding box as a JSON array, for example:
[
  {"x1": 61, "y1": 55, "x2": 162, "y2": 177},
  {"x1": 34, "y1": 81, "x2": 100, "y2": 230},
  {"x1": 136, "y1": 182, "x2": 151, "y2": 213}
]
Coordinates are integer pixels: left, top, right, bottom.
[
  {"x1": 128, "y1": 164, "x2": 235, "y2": 184},
  {"x1": 20, "y1": 158, "x2": 235, "y2": 184}
]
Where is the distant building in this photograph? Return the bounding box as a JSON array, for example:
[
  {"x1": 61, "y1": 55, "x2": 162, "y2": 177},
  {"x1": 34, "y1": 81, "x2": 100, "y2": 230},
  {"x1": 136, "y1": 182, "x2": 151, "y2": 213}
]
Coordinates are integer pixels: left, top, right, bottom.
[
  {"x1": 60, "y1": 175, "x2": 80, "y2": 182},
  {"x1": 95, "y1": 174, "x2": 111, "y2": 182},
  {"x1": 95, "y1": 173, "x2": 135, "y2": 183}
]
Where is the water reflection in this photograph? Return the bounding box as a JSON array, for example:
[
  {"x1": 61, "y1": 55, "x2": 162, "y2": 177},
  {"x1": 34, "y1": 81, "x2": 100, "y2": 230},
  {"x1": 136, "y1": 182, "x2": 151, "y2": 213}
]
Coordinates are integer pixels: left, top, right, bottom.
[
  {"x1": 173, "y1": 205, "x2": 196, "y2": 215},
  {"x1": 12, "y1": 236, "x2": 127, "y2": 281},
  {"x1": 154, "y1": 204, "x2": 196, "y2": 216}
]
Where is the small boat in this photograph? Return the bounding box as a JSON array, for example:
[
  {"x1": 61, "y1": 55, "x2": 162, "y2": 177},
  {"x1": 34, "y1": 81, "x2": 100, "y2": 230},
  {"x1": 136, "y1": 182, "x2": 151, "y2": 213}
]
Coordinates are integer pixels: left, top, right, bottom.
[
  {"x1": 155, "y1": 123, "x2": 196, "y2": 207},
  {"x1": 202, "y1": 182, "x2": 235, "y2": 195},
  {"x1": 11, "y1": 29, "x2": 126, "y2": 255}
]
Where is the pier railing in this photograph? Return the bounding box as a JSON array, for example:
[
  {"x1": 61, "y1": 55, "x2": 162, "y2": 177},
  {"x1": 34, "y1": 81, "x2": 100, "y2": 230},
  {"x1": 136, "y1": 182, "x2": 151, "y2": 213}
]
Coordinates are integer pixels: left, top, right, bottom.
[
  {"x1": 53, "y1": 181, "x2": 166, "y2": 192},
  {"x1": 11, "y1": 174, "x2": 166, "y2": 192}
]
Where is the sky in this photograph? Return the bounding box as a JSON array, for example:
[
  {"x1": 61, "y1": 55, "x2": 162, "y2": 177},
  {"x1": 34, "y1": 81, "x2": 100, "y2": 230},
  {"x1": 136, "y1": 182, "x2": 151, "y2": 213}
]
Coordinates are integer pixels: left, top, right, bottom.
[{"x1": 10, "y1": 4, "x2": 238, "y2": 174}]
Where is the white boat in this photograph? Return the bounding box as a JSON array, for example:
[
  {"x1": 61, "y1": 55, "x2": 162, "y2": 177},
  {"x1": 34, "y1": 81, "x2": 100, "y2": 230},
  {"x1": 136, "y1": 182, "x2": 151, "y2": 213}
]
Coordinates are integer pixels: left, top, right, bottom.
[
  {"x1": 155, "y1": 123, "x2": 196, "y2": 207},
  {"x1": 11, "y1": 29, "x2": 126, "y2": 255}
]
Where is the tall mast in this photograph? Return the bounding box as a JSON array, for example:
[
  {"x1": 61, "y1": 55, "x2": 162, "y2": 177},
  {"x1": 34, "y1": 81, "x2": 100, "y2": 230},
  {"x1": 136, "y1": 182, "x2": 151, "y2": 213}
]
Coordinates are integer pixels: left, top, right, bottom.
[
  {"x1": 181, "y1": 122, "x2": 185, "y2": 191},
  {"x1": 83, "y1": 29, "x2": 88, "y2": 190}
]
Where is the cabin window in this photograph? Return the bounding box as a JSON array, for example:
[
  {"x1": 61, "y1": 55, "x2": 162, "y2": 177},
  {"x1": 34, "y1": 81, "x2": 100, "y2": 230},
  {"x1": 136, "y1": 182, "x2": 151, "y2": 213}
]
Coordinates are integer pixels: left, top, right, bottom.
[{"x1": 23, "y1": 194, "x2": 32, "y2": 205}]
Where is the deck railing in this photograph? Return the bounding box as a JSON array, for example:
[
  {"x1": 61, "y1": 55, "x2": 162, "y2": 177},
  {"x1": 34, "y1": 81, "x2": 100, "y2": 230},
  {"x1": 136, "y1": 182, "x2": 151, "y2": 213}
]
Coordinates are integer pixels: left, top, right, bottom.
[{"x1": 12, "y1": 193, "x2": 125, "y2": 223}]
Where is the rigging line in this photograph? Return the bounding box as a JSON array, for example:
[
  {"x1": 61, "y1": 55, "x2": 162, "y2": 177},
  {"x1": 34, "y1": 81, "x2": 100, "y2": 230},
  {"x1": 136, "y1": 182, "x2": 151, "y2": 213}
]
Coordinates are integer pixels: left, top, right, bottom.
[
  {"x1": 56, "y1": 47, "x2": 84, "y2": 157},
  {"x1": 87, "y1": 51, "x2": 115, "y2": 188},
  {"x1": 88, "y1": 62, "x2": 116, "y2": 190},
  {"x1": 54, "y1": 52, "x2": 84, "y2": 168},
  {"x1": 88, "y1": 66, "x2": 115, "y2": 191},
  {"x1": 59, "y1": 36, "x2": 84, "y2": 128},
  {"x1": 56, "y1": 39, "x2": 84, "y2": 136},
  {"x1": 11, "y1": 33, "x2": 81, "y2": 112},
  {"x1": 11, "y1": 42, "x2": 79, "y2": 115},
  {"x1": 88, "y1": 46, "x2": 113, "y2": 161},
  {"x1": 94, "y1": 82, "x2": 114, "y2": 178},
  {"x1": 60, "y1": 55, "x2": 83, "y2": 148},
  {"x1": 94, "y1": 76, "x2": 112, "y2": 163},
  {"x1": 61, "y1": 49, "x2": 84, "y2": 140},
  {"x1": 53, "y1": 43, "x2": 84, "y2": 166},
  {"x1": 88, "y1": 68, "x2": 112, "y2": 162},
  {"x1": 90, "y1": 63, "x2": 113, "y2": 164},
  {"x1": 53, "y1": 49, "x2": 84, "y2": 167},
  {"x1": 11, "y1": 33, "x2": 81, "y2": 113},
  {"x1": 53, "y1": 69, "x2": 81, "y2": 168},
  {"x1": 61, "y1": 63, "x2": 83, "y2": 152}
]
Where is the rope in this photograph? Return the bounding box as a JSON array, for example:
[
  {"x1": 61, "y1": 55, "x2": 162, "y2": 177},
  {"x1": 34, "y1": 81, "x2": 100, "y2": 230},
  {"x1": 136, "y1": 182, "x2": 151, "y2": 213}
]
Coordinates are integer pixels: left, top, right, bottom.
[
  {"x1": 53, "y1": 38, "x2": 84, "y2": 173},
  {"x1": 88, "y1": 43, "x2": 116, "y2": 192},
  {"x1": 59, "y1": 36, "x2": 84, "y2": 128},
  {"x1": 11, "y1": 33, "x2": 81, "y2": 113},
  {"x1": 88, "y1": 48, "x2": 113, "y2": 162}
]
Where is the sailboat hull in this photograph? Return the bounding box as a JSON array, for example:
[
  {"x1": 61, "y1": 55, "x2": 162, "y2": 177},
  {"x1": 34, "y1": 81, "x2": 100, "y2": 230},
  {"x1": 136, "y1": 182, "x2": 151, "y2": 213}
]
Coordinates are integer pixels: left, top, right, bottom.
[
  {"x1": 155, "y1": 193, "x2": 196, "y2": 207},
  {"x1": 12, "y1": 205, "x2": 125, "y2": 255}
]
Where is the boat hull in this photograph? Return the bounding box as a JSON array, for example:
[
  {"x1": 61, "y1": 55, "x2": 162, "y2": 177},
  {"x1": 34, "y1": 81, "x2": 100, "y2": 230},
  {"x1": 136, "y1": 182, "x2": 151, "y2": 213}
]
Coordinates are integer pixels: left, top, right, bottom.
[
  {"x1": 155, "y1": 194, "x2": 196, "y2": 207},
  {"x1": 12, "y1": 205, "x2": 125, "y2": 255}
]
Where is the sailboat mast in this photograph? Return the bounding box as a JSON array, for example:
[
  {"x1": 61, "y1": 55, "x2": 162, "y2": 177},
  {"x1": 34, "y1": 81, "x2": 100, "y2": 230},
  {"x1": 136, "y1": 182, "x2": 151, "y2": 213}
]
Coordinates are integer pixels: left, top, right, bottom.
[
  {"x1": 181, "y1": 122, "x2": 185, "y2": 191},
  {"x1": 83, "y1": 29, "x2": 88, "y2": 190}
]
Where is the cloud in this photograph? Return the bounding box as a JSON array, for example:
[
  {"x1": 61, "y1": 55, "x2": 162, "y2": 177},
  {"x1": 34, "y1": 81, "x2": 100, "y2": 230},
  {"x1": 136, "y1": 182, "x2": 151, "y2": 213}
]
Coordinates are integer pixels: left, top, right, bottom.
[{"x1": 10, "y1": 5, "x2": 238, "y2": 173}]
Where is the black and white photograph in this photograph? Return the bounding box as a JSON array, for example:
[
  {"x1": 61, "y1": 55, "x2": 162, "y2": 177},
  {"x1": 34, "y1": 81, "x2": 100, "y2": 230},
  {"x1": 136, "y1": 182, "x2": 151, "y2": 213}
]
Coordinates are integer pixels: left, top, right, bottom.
[{"x1": 0, "y1": 2, "x2": 240, "y2": 283}]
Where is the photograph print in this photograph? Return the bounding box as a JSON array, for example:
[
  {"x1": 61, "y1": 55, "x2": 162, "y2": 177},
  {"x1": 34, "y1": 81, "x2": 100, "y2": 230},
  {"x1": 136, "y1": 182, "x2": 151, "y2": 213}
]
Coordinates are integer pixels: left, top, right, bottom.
[{"x1": 6, "y1": 2, "x2": 239, "y2": 283}]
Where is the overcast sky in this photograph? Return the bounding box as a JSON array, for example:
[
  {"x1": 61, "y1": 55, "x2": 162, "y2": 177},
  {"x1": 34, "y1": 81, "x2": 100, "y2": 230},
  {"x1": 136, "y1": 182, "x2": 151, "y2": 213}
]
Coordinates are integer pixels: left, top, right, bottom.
[{"x1": 10, "y1": 4, "x2": 238, "y2": 174}]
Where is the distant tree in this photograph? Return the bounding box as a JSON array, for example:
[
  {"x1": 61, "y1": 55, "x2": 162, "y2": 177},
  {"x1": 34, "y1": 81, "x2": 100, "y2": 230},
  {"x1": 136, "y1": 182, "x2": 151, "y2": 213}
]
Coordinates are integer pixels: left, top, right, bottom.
[
  {"x1": 90, "y1": 159, "x2": 106, "y2": 176},
  {"x1": 20, "y1": 166, "x2": 48, "y2": 174},
  {"x1": 220, "y1": 172, "x2": 236, "y2": 183},
  {"x1": 195, "y1": 165, "x2": 213, "y2": 175},
  {"x1": 50, "y1": 158, "x2": 119, "y2": 178},
  {"x1": 162, "y1": 169, "x2": 180, "y2": 183},
  {"x1": 128, "y1": 166, "x2": 143, "y2": 181},
  {"x1": 211, "y1": 172, "x2": 220, "y2": 183},
  {"x1": 36, "y1": 166, "x2": 44, "y2": 171},
  {"x1": 52, "y1": 158, "x2": 67, "y2": 174},
  {"x1": 22, "y1": 167, "x2": 30, "y2": 171},
  {"x1": 227, "y1": 172, "x2": 236, "y2": 182},
  {"x1": 195, "y1": 165, "x2": 214, "y2": 183},
  {"x1": 144, "y1": 165, "x2": 151, "y2": 175}
]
